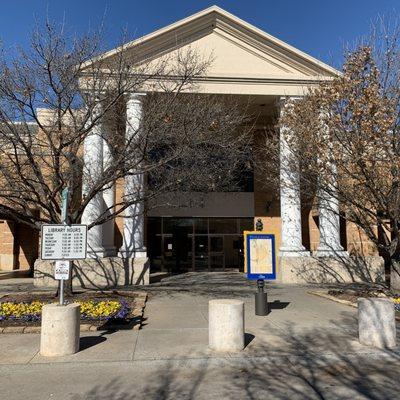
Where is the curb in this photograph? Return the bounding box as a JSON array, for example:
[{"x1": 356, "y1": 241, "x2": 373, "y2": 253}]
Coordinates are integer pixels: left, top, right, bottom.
[{"x1": 1, "y1": 347, "x2": 398, "y2": 369}]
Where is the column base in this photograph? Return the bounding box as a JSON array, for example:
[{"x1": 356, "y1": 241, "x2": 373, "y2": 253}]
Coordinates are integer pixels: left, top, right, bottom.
[
  {"x1": 118, "y1": 249, "x2": 147, "y2": 259},
  {"x1": 314, "y1": 248, "x2": 349, "y2": 258},
  {"x1": 280, "y1": 247, "x2": 310, "y2": 258},
  {"x1": 279, "y1": 255, "x2": 384, "y2": 284},
  {"x1": 34, "y1": 257, "x2": 150, "y2": 287},
  {"x1": 86, "y1": 247, "x2": 108, "y2": 258},
  {"x1": 103, "y1": 246, "x2": 117, "y2": 257}
]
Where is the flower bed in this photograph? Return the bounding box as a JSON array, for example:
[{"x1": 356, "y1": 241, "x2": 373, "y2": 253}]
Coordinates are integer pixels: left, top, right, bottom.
[
  {"x1": 327, "y1": 288, "x2": 400, "y2": 311},
  {"x1": 394, "y1": 297, "x2": 400, "y2": 312},
  {"x1": 309, "y1": 285, "x2": 400, "y2": 318},
  {"x1": 0, "y1": 299, "x2": 130, "y2": 323},
  {"x1": 0, "y1": 291, "x2": 147, "y2": 331},
  {"x1": 78, "y1": 300, "x2": 130, "y2": 320},
  {"x1": 0, "y1": 301, "x2": 43, "y2": 322}
]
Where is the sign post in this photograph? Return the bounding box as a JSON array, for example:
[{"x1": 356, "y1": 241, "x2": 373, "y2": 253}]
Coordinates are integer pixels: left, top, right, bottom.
[
  {"x1": 59, "y1": 188, "x2": 69, "y2": 305},
  {"x1": 40, "y1": 188, "x2": 87, "y2": 305},
  {"x1": 55, "y1": 260, "x2": 70, "y2": 305},
  {"x1": 244, "y1": 231, "x2": 277, "y2": 316},
  {"x1": 61, "y1": 187, "x2": 69, "y2": 224}
]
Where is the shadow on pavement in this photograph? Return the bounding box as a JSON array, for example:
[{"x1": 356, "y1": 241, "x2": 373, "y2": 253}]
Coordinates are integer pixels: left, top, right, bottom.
[
  {"x1": 79, "y1": 336, "x2": 107, "y2": 351},
  {"x1": 244, "y1": 333, "x2": 255, "y2": 347},
  {"x1": 141, "y1": 272, "x2": 288, "y2": 300},
  {"x1": 268, "y1": 300, "x2": 290, "y2": 310},
  {"x1": 72, "y1": 312, "x2": 400, "y2": 400}
]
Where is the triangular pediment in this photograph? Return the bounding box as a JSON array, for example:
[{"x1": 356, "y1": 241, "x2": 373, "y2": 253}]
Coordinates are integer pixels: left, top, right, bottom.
[
  {"x1": 142, "y1": 27, "x2": 325, "y2": 79},
  {"x1": 90, "y1": 6, "x2": 339, "y2": 89}
]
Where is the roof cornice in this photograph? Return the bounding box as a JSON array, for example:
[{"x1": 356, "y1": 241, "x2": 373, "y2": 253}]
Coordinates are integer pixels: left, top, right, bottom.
[{"x1": 83, "y1": 5, "x2": 340, "y2": 79}]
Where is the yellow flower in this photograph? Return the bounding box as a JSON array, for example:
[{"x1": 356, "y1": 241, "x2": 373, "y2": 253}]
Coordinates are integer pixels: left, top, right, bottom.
[
  {"x1": 0, "y1": 299, "x2": 123, "y2": 320},
  {"x1": 0, "y1": 301, "x2": 45, "y2": 317},
  {"x1": 77, "y1": 300, "x2": 121, "y2": 318}
]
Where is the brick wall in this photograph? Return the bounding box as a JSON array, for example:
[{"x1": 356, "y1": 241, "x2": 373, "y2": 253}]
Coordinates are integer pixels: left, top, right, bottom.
[
  {"x1": 0, "y1": 220, "x2": 17, "y2": 270},
  {"x1": 0, "y1": 219, "x2": 39, "y2": 272}
]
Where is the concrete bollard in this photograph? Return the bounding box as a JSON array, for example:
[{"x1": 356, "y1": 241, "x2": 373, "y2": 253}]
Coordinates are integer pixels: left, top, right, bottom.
[
  {"x1": 358, "y1": 298, "x2": 397, "y2": 349},
  {"x1": 209, "y1": 299, "x2": 244, "y2": 352},
  {"x1": 40, "y1": 303, "x2": 80, "y2": 357}
]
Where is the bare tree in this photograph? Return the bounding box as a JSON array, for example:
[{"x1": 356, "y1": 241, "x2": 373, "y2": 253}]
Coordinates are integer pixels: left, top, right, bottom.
[
  {"x1": 258, "y1": 17, "x2": 400, "y2": 287},
  {"x1": 0, "y1": 21, "x2": 251, "y2": 232}
]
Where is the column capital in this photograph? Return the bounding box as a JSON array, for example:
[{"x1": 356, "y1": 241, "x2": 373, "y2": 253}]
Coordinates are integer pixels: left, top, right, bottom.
[
  {"x1": 278, "y1": 96, "x2": 304, "y2": 106},
  {"x1": 126, "y1": 92, "x2": 146, "y2": 104}
]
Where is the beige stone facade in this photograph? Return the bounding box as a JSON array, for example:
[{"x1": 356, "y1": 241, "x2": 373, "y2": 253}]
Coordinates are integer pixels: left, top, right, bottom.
[{"x1": 0, "y1": 6, "x2": 384, "y2": 284}]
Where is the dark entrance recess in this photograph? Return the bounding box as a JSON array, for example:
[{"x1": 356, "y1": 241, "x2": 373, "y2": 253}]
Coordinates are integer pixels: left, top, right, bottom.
[{"x1": 147, "y1": 217, "x2": 254, "y2": 273}]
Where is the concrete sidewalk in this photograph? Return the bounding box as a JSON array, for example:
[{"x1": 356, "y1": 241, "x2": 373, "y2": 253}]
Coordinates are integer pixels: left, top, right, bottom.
[
  {"x1": 0, "y1": 272, "x2": 399, "y2": 399},
  {"x1": 1, "y1": 272, "x2": 399, "y2": 363},
  {"x1": 0, "y1": 274, "x2": 378, "y2": 364}
]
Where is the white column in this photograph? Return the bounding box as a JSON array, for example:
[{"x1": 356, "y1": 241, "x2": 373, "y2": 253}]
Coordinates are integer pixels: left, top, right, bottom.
[
  {"x1": 314, "y1": 114, "x2": 347, "y2": 257},
  {"x1": 81, "y1": 102, "x2": 106, "y2": 258},
  {"x1": 102, "y1": 137, "x2": 116, "y2": 256},
  {"x1": 119, "y1": 93, "x2": 147, "y2": 259},
  {"x1": 279, "y1": 97, "x2": 309, "y2": 257},
  {"x1": 315, "y1": 190, "x2": 347, "y2": 256}
]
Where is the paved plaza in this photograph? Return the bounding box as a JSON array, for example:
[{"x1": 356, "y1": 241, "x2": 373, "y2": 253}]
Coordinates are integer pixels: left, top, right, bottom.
[{"x1": 0, "y1": 272, "x2": 399, "y2": 399}]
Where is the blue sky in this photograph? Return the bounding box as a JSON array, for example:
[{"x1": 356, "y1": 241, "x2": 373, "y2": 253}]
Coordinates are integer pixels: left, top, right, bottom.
[{"x1": 0, "y1": 0, "x2": 399, "y2": 68}]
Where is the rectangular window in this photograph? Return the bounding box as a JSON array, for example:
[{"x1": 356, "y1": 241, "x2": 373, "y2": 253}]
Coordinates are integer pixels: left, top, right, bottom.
[
  {"x1": 209, "y1": 218, "x2": 237, "y2": 234},
  {"x1": 194, "y1": 218, "x2": 208, "y2": 234}
]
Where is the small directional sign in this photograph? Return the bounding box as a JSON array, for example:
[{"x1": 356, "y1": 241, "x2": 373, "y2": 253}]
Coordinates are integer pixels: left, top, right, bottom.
[
  {"x1": 54, "y1": 260, "x2": 71, "y2": 280},
  {"x1": 41, "y1": 224, "x2": 87, "y2": 260}
]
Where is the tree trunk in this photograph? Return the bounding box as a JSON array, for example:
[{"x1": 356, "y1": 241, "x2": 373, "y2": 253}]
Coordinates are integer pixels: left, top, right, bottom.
[
  {"x1": 64, "y1": 262, "x2": 74, "y2": 297},
  {"x1": 390, "y1": 258, "x2": 400, "y2": 291}
]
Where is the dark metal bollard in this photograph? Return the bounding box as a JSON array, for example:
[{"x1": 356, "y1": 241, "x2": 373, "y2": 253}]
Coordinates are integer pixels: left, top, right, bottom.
[{"x1": 255, "y1": 279, "x2": 268, "y2": 316}]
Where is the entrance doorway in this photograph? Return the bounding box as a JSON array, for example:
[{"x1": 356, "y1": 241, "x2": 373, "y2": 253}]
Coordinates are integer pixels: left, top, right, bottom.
[{"x1": 147, "y1": 217, "x2": 253, "y2": 273}]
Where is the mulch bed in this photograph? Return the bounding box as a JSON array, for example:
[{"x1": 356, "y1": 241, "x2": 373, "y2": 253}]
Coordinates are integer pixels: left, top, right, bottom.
[
  {"x1": 0, "y1": 290, "x2": 147, "y2": 333},
  {"x1": 308, "y1": 285, "x2": 400, "y2": 321}
]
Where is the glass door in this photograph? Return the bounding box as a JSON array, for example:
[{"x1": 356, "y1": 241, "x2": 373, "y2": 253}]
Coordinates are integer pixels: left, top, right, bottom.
[
  {"x1": 194, "y1": 236, "x2": 208, "y2": 270},
  {"x1": 162, "y1": 229, "x2": 192, "y2": 273},
  {"x1": 209, "y1": 235, "x2": 224, "y2": 270},
  {"x1": 147, "y1": 216, "x2": 254, "y2": 273},
  {"x1": 162, "y1": 235, "x2": 174, "y2": 272}
]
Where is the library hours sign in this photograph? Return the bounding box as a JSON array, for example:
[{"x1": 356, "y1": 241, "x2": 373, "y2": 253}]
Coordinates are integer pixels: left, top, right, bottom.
[{"x1": 41, "y1": 224, "x2": 87, "y2": 260}]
